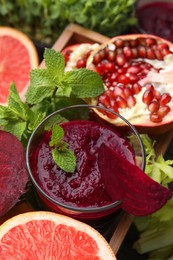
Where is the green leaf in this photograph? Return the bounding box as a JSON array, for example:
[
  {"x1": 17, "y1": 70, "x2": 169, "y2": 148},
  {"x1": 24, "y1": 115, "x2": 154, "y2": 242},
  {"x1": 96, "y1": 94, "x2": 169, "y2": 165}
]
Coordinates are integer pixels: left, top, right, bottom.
[
  {"x1": 3, "y1": 121, "x2": 27, "y2": 141},
  {"x1": 44, "y1": 48, "x2": 65, "y2": 80},
  {"x1": 52, "y1": 148, "x2": 76, "y2": 173},
  {"x1": 49, "y1": 124, "x2": 64, "y2": 147},
  {"x1": 62, "y1": 68, "x2": 104, "y2": 98},
  {"x1": 49, "y1": 124, "x2": 76, "y2": 173},
  {"x1": 26, "y1": 69, "x2": 55, "y2": 104},
  {"x1": 7, "y1": 83, "x2": 28, "y2": 121}
]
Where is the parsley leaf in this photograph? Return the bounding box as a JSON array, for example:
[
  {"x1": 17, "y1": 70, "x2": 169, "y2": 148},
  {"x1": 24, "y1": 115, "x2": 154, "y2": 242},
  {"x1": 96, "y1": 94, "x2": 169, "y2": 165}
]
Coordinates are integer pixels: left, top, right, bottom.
[{"x1": 49, "y1": 124, "x2": 76, "y2": 173}]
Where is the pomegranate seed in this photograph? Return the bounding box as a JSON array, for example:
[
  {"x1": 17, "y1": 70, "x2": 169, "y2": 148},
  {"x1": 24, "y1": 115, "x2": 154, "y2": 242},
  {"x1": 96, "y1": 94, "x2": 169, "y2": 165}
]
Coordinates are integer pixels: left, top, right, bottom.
[
  {"x1": 105, "y1": 62, "x2": 115, "y2": 72},
  {"x1": 63, "y1": 49, "x2": 72, "y2": 62},
  {"x1": 161, "y1": 48, "x2": 171, "y2": 56},
  {"x1": 154, "y1": 49, "x2": 163, "y2": 60},
  {"x1": 145, "y1": 83, "x2": 154, "y2": 91},
  {"x1": 113, "y1": 85, "x2": 125, "y2": 98},
  {"x1": 106, "y1": 89, "x2": 115, "y2": 99},
  {"x1": 123, "y1": 87, "x2": 132, "y2": 98},
  {"x1": 116, "y1": 48, "x2": 123, "y2": 55},
  {"x1": 158, "y1": 105, "x2": 171, "y2": 117},
  {"x1": 129, "y1": 39, "x2": 138, "y2": 47},
  {"x1": 115, "y1": 96, "x2": 128, "y2": 108},
  {"x1": 146, "y1": 48, "x2": 156, "y2": 59},
  {"x1": 153, "y1": 90, "x2": 161, "y2": 100},
  {"x1": 131, "y1": 48, "x2": 138, "y2": 58},
  {"x1": 145, "y1": 38, "x2": 157, "y2": 46},
  {"x1": 93, "y1": 53, "x2": 101, "y2": 65},
  {"x1": 110, "y1": 99, "x2": 119, "y2": 112},
  {"x1": 117, "y1": 68, "x2": 126, "y2": 74},
  {"x1": 107, "y1": 51, "x2": 115, "y2": 61},
  {"x1": 86, "y1": 50, "x2": 92, "y2": 58},
  {"x1": 148, "y1": 101, "x2": 160, "y2": 113},
  {"x1": 99, "y1": 49, "x2": 106, "y2": 60},
  {"x1": 126, "y1": 66, "x2": 141, "y2": 74},
  {"x1": 150, "y1": 113, "x2": 162, "y2": 123},
  {"x1": 98, "y1": 94, "x2": 110, "y2": 107},
  {"x1": 142, "y1": 89, "x2": 154, "y2": 104},
  {"x1": 160, "y1": 93, "x2": 172, "y2": 106},
  {"x1": 138, "y1": 46, "x2": 147, "y2": 58},
  {"x1": 123, "y1": 46, "x2": 133, "y2": 59},
  {"x1": 105, "y1": 110, "x2": 118, "y2": 119},
  {"x1": 131, "y1": 83, "x2": 142, "y2": 94},
  {"x1": 128, "y1": 74, "x2": 139, "y2": 84},
  {"x1": 76, "y1": 58, "x2": 86, "y2": 68},
  {"x1": 127, "y1": 95, "x2": 136, "y2": 108},
  {"x1": 139, "y1": 37, "x2": 147, "y2": 46},
  {"x1": 157, "y1": 43, "x2": 169, "y2": 50},
  {"x1": 96, "y1": 63, "x2": 105, "y2": 75},
  {"x1": 114, "y1": 38, "x2": 124, "y2": 48},
  {"x1": 109, "y1": 72, "x2": 118, "y2": 83},
  {"x1": 117, "y1": 74, "x2": 129, "y2": 84},
  {"x1": 115, "y1": 54, "x2": 126, "y2": 66}
]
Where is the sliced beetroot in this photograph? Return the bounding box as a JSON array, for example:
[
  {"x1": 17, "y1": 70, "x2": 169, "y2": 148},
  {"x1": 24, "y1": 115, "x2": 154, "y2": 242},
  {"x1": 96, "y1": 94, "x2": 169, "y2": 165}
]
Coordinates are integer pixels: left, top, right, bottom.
[
  {"x1": 0, "y1": 130, "x2": 28, "y2": 216},
  {"x1": 98, "y1": 143, "x2": 172, "y2": 216}
]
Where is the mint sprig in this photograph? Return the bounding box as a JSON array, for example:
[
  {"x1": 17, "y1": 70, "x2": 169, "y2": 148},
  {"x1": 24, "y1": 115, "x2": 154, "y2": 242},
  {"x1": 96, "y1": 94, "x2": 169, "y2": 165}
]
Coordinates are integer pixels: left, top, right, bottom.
[
  {"x1": 0, "y1": 83, "x2": 46, "y2": 145},
  {"x1": 26, "y1": 48, "x2": 104, "y2": 104},
  {"x1": 49, "y1": 124, "x2": 76, "y2": 173}
]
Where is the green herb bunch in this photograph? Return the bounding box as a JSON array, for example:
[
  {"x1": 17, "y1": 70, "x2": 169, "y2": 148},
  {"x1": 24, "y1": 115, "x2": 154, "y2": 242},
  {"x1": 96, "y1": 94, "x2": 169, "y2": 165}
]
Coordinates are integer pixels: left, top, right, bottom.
[{"x1": 0, "y1": 0, "x2": 137, "y2": 44}]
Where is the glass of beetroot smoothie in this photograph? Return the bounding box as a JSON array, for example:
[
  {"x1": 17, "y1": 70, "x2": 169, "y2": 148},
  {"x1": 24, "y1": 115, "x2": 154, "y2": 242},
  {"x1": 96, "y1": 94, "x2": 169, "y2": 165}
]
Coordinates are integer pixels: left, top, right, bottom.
[
  {"x1": 136, "y1": 0, "x2": 173, "y2": 42},
  {"x1": 26, "y1": 105, "x2": 145, "y2": 225}
]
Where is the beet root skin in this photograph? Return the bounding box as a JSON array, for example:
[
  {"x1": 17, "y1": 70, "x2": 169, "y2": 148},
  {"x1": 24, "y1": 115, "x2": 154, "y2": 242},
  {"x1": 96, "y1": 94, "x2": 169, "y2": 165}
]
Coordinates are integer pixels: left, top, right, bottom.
[{"x1": 0, "y1": 130, "x2": 28, "y2": 217}]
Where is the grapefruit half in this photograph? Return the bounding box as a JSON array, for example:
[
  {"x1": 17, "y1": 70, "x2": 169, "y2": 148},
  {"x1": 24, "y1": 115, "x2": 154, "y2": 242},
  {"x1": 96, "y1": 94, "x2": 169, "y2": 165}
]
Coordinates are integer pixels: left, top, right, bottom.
[
  {"x1": 0, "y1": 26, "x2": 39, "y2": 105},
  {"x1": 0, "y1": 211, "x2": 116, "y2": 260}
]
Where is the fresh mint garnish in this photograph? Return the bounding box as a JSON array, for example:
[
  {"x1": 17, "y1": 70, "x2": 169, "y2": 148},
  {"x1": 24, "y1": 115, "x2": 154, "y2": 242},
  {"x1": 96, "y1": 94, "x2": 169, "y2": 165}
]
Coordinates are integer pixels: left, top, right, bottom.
[{"x1": 49, "y1": 124, "x2": 76, "y2": 173}]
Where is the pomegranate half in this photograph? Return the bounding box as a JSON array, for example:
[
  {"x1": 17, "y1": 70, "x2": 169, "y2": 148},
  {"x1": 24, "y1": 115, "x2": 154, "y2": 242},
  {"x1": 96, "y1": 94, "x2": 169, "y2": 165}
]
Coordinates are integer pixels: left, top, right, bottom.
[
  {"x1": 61, "y1": 35, "x2": 173, "y2": 135},
  {"x1": 85, "y1": 34, "x2": 173, "y2": 135}
]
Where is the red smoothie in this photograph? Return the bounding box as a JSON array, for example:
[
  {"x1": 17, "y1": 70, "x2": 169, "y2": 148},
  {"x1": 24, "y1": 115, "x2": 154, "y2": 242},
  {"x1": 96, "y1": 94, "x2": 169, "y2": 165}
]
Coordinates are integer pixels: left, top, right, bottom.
[
  {"x1": 136, "y1": 1, "x2": 173, "y2": 42},
  {"x1": 30, "y1": 120, "x2": 135, "y2": 209}
]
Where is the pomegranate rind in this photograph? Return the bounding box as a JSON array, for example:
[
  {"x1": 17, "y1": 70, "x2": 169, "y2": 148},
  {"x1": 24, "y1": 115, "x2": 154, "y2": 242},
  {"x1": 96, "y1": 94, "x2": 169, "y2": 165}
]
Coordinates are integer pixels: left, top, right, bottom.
[
  {"x1": 0, "y1": 26, "x2": 39, "y2": 106},
  {"x1": 86, "y1": 34, "x2": 173, "y2": 135},
  {"x1": 0, "y1": 130, "x2": 28, "y2": 217},
  {"x1": 0, "y1": 211, "x2": 117, "y2": 260}
]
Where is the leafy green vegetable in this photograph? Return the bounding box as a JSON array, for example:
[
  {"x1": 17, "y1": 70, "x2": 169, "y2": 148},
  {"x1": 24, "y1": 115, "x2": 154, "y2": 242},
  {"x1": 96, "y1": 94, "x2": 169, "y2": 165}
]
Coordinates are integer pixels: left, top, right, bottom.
[
  {"x1": 133, "y1": 134, "x2": 173, "y2": 259},
  {"x1": 0, "y1": 49, "x2": 104, "y2": 144},
  {"x1": 49, "y1": 124, "x2": 76, "y2": 173},
  {"x1": 0, "y1": 0, "x2": 137, "y2": 44}
]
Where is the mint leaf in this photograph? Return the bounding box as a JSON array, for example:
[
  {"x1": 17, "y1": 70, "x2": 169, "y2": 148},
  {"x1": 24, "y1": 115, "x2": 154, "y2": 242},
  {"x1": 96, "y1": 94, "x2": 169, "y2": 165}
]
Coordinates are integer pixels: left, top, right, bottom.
[
  {"x1": 52, "y1": 148, "x2": 76, "y2": 173},
  {"x1": 4, "y1": 121, "x2": 27, "y2": 140},
  {"x1": 49, "y1": 124, "x2": 64, "y2": 147},
  {"x1": 63, "y1": 68, "x2": 104, "y2": 98},
  {"x1": 44, "y1": 48, "x2": 65, "y2": 80},
  {"x1": 49, "y1": 124, "x2": 76, "y2": 173},
  {"x1": 26, "y1": 69, "x2": 55, "y2": 104}
]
